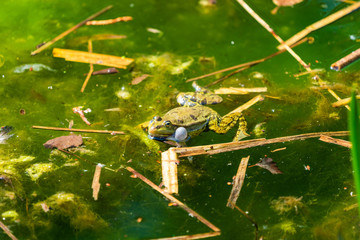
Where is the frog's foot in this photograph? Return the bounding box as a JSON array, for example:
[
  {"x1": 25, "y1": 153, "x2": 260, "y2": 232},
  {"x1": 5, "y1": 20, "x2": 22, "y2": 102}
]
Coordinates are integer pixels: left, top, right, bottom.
[{"x1": 208, "y1": 112, "x2": 249, "y2": 141}]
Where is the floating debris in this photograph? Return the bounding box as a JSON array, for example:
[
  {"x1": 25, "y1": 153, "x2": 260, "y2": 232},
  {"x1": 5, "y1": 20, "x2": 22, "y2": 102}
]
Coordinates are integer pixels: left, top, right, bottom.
[
  {"x1": 330, "y1": 48, "x2": 360, "y2": 71},
  {"x1": 86, "y1": 16, "x2": 132, "y2": 25},
  {"x1": 43, "y1": 135, "x2": 83, "y2": 150},
  {"x1": 0, "y1": 126, "x2": 13, "y2": 144},
  {"x1": 131, "y1": 74, "x2": 151, "y2": 85},
  {"x1": 73, "y1": 106, "x2": 91, "y2": 125},
  {"x1": 13, "y1": 63, "x2": 55, "y2": 73},
  {"x1": 249, "y1": 157, "x2": 283, "y2": 174}
]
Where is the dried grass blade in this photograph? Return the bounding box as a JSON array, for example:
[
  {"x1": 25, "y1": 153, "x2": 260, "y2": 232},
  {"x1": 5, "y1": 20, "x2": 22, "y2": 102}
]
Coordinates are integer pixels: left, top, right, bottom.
[
  {"x1": 161, "y1": 149, "x2": 179, "y2": 194},
  {"x1": 227, "y1": 156, "x2": 250, "y2": 208},
  {"x1": 214, "y1": 87, "x2": 267, "y2": 95},
  {"x1": 81, "y1": 40, "x2": 94, "y2": 92},
  {"x1": 278, "y1": 2, "x2": 360, "y2": 50},
  {"x1": 53, "y1": 48, "x2": 134, "y2": 69},
  {"x1": 86, "y1": 16, "x2": 133, "y2": 25},
  {"x1": 226, "y1": 94, "x2": 265, "y2": 116},
  {"x1": 319, "y1": 135, "x2": 351, "y2": 148},
  {"x1": 92, "y1": 164, "x2": 103, "y2": 200},
  {"x1": 151, "y1": 231, "x2": 221, "y2": 240},
  {"x1": 0, "y1": 220, "x2": 18, "y2": 240},
  {"x1": 332, "y1": 95, "x2": 360, "y2": 108},
  {"x1": 32, "y1": 125, "x2": 126, "y2": 135},
  {"x1": 31, "y1": 5, "x2": 113, "y2": 55}
]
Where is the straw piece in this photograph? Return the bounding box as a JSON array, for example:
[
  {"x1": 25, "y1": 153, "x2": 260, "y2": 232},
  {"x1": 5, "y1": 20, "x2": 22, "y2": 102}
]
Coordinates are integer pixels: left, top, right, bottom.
[
  {"x1": 161, "y1": 149, "x2": 179, "y2": 194},
  {"x1": 0, "y1": 220, "x2": 18, "y2": 240},
  {"x1": 319, "y1": 135, "x2": 351, "y2": 148},
  {"x1": 81, "y1": 40, "x2": 94, "y2": 92},
  {"x1": 227, "y1": 156, "x2": 250, "y2": 208},
  {"x1": 271, "y1": 147, "x2": 287, "y2": 152},
  {"x1": 32, "y1": 125, "x2": 125, "y2": 135},
  {"x1": 125, "y1": 166, "x2": 220, "y2": 232},
  {"x1": 214, "y1": 87, "x2": 267, "y2": 95},
  {"x1": 236, "y1": 0, "x2": 310, "y2": 71},
  {"x1": 327, "y1": 88, "x2": 350, "y2": 110},
  {"x1": 277, "y1": 1, "x2": 360, "y2": 50},
  {"x1": 31, "y1": 5, "x2": 113, "y2": 55},
  {"x1": 152, "y1": 231, "x2": 221, "y2": 240},
  {"x1": 226, "y1": 94, "x2": 265, "y2": 116},
  {"x1": 173, "y1": 131, "x2": 349, "y2": 157},
  {"x1": 186, "y1": 37, "x2": 309, "y2": 83},
  {"x1": 92, "y1": 164, "x2": 103, "y2": 200},
  {"x1": 86, "y1": 16, "x2": 133, "y2": 25},
  {"x1": 330, "y1": 48, "x2": 360, "y2": 71},
  {"x1": 52, "y1": 48, "x2": 134, "y2": 69},
  {"x1": 332, "y1": 95, "x2": 360, "y2": 107}
]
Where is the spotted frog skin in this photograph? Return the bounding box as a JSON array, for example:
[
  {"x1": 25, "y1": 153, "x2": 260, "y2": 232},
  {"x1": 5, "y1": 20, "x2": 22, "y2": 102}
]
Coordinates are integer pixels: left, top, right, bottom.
[{"x1": 148, "y1": 82, "x2": 249, "y2": 144}]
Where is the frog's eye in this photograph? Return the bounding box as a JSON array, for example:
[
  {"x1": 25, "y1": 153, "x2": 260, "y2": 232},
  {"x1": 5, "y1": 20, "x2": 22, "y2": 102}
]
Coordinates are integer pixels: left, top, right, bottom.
[
  {"x1": 164, "y1": 120, "x2": 171, "y2": 126},
  {"x1": 153, "y1": 116, "x2": 162, "y2": 121}
]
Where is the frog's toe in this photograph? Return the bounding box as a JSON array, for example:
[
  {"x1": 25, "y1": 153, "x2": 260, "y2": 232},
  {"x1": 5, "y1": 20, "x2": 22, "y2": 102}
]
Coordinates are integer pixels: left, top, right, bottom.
[{"x1": 233, "y1": 131, "x2": 250, "y2": 142}]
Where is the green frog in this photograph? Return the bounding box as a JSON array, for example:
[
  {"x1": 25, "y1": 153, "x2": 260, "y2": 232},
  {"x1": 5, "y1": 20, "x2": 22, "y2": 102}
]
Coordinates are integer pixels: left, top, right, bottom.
[{"x1": 148, "y1": 82, "x2": 249, "y2": 145}]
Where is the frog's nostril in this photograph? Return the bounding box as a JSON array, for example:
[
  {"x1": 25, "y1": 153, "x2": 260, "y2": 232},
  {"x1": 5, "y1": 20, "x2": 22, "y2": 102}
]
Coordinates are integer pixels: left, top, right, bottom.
[{"x1": 154, "y1": 116, "x2": 162, "y2": 121}]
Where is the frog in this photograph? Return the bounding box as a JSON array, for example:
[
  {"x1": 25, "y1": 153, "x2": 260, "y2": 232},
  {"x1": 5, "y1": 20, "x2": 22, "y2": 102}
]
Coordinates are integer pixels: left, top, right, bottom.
[{"x1": 148, "y1": 82, "x2": 249, "y2": 145}]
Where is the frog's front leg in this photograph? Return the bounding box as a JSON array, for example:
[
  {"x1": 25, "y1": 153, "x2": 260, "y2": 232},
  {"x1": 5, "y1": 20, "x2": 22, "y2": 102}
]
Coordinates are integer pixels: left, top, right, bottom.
[{"x1": 208, "y1": 113, "x2": 249, "y2": 141}]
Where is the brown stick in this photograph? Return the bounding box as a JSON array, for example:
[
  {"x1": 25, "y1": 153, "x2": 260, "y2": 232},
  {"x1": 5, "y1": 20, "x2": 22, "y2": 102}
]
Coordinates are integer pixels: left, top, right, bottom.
[
  {"x1": 81, "y1": 40, "x2": 94, "y2": 92},
  {"x1": 227, "y1": 156, "x2": 250, "y2": 208},
  {"x1": 319, "y1": 135, "x2": 351, "y2": 148},
  {"x1": 186, "y1": 37, "x2": 309, "y2": 83},
  {"x1": 151, "y1": 231, "x2": 221, "y2": 240},
  {"x1": 32, "y1": 125, "x2": 125, "y2": 135},
  {"x1": 0, "y1": 220, "x2": 18, "y2": 240},
  {"x1": 205, "y1": 66, "x2": 250, "y2": 87},
  {"x1": 277, "y1": 2, "x2": 360, "y2": 50},
  {"x1": 125, "y1": 166, "x2": 220, "y2": 232},
  {"x1": 31, "y1": 5, "x2": 113, "y2": 55},
  {"x1": 330, "y1": 48, "x2": 360, "y2": 71},
  {"x1": 236, "y1": 0, "x2": 311, "y2": 71},
  {"x1": 173, "y1": 131, "x2": 349, "y2": 157},
  {"x1": 233, "y1": 205, "x2": 258, "y2": 240}
]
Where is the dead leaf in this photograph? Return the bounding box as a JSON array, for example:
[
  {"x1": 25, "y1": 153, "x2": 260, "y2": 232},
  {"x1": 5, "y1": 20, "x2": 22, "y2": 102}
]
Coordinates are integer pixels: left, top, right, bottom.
[
  {"x1": 43, "y1": 135, "x2": 83, "y2": 150},
  {"x1": 92, "y1": 164, "x2": 102, "y2": 201},
  {"x1": 131, "y1": 74, "x2": 150, "y2": 85},
  {"x1": 253, "y1": 157, "x2": 283, "y2": 174}
]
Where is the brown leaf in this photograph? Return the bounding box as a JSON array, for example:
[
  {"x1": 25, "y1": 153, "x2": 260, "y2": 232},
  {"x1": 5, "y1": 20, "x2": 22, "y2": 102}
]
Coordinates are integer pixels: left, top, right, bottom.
[
  {"x1": 43, "y1": 135, "x2": 83, "y2": 150},
  {"x1": 254, "y1": 157, "x2": 283, "y2": 174},
  {"x1": 131, "y1": 74, "x2": 150, "y2": 85}
]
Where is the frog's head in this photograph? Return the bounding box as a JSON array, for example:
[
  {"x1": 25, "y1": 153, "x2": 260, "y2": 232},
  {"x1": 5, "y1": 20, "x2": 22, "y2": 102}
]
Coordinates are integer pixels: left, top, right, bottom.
[{"x1": 148, "y1": 116, "x2": 177, "y2": 141}]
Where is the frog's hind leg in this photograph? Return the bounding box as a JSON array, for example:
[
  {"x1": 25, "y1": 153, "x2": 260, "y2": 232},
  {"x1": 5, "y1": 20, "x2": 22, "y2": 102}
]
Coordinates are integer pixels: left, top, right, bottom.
[{"x1": 208, "y1": 113, "x2": 249, "y2": 141}]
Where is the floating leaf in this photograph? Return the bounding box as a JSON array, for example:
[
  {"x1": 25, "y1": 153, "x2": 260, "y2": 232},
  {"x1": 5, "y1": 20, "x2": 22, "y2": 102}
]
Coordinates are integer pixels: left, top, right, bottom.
[
  {"x1": 131, "y1": 74, "x2": 150, "y2": 85},
  {"x1": 253, "y1": 157, "x2": 283, "y2": 174},
  {"x1": 43, "y1": 135, "x2": 83, "y2": 150}
]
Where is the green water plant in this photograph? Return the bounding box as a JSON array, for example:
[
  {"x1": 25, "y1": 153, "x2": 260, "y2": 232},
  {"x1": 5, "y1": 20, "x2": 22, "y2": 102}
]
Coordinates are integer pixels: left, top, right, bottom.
[{"x1": 349, "y1": 91, "x2": 360, "y2": 214}]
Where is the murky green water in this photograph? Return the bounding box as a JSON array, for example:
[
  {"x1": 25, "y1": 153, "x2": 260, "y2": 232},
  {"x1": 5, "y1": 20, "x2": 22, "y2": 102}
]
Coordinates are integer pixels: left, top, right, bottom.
[{"x1": 0, "y1": 0, "x2": 359, "y2": 239}]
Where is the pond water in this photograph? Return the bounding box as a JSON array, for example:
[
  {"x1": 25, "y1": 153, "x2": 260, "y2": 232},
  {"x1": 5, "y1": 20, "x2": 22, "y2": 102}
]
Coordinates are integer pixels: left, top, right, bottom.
[{"x1": 0, "y1": 0, "x2": 359, "y2": 239}]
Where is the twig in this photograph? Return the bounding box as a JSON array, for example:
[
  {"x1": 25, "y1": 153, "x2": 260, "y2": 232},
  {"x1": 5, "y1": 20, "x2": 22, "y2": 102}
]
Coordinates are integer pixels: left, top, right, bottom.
[
  {"x1": 92, "y1": 164, "x2": 103, "y2": 200},
  {"x1": 227, "y1": 156, "x2": 250, "y2": 208},
  {"x1": 319, "y1": 135, "x2": 351, "y2": 148},
  {"x1": 205, "y1": 66, "x2": 250, "y2": 87},
  {"x1": 31, "y1": 5, "x2": 113, "y2": 55},
  {"x1": 151, "y1": 232, "x2": 221, "y2": 240},
  {"x1": 86, "y1": 16, "x2": 133, "y2": 25},
  {"x1": 332, "y1": 95, "x2": 360, "y2": 107},
  {"x1": 330, "y1": 48, "x2": 360, "y2": 71},
  {"x1": 161, "y1": 149, "x2": 179, "y2": 194},
  {"x1": 52, "y1": 48, "x2": 134, "y2": 69},
  {"x1": 236, "y1": 0, "x2": 311, "y2": 71},
  {"x1": 186, "y1": 37, "x2": 309, "y2": 83},
  {"x1": 226, "y1": 94, "x2": 265, "y2": 115},
  {"x1": 81, "y1": 40, "x2": 94, "y2": 92},
  {"x1": 277, "y1": 2, "x2": 360, "y2": 50},
  {"x1": 233, "y1": 205, "x2": 259, "y2": 240},
  {"x1": 173, "y1": 131, "x2": 349, "y2": 157},
  {"x1": 293, "y1": 68, "x2": 324, "y2": 77},
  {"x1": 214, "y1": 87, "x2": 267, "y2": 95},
  {"x1": 0, "y1": 220, "x2": 18, "y2": 240},
  {"x1": 327, "y1": 88, "x2": 350, "y2": 110},
  {"x1": 32, "y1": 125, "x2": 125, "y2": 135},
  {"x1": 125, "y1": 166, "x2": 220, "y2": 232}
]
